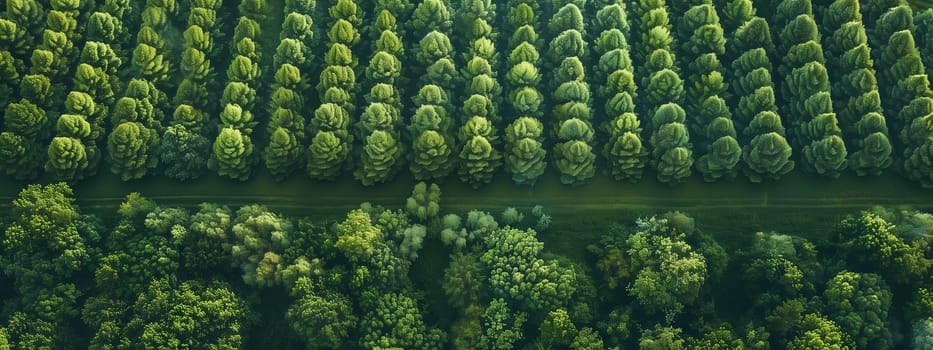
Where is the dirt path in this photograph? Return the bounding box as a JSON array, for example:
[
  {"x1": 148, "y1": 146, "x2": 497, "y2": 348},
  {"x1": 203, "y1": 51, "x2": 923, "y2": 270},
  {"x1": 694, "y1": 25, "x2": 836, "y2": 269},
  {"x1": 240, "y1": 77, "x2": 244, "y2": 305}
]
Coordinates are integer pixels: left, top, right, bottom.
[{"x1": 2, "y1": 170, "x2": 931, "y2": 212}]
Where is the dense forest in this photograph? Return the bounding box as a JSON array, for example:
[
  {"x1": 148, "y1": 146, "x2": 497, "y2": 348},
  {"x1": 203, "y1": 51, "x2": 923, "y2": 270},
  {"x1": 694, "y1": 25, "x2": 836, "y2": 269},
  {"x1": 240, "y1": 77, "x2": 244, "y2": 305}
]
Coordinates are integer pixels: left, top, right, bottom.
[
  {"x1": 3, "y1": 0, "x2": 933, "y2": 348},
  {"x1": 0, "y1": 182, "x2": 930, "y2": 349},
  {"x1": 2, "y1": 0, "x2": 933, "y2": 187}
]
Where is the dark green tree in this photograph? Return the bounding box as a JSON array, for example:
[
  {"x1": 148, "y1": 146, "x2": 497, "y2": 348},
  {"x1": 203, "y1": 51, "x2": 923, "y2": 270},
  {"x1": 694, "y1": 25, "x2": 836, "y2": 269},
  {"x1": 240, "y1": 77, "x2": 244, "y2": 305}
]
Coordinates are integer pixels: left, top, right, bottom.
[
  {"x1": 87, "y1": 279, "x2": 254, "y2": 348},
  {"x1": 263, "y1": 127, "x2": 303, "y2": 181},
  {"x1": 287, "y1": 277, "x2": 356, "y2": 349},
  {"x1": 787, "y1": 313, "x2": 854, "y2": 350},
  {"x1": 479, "y1": 298, "x2": 527, "y2": 350},
  {"x1": 306, "y1": 131, "x2": 350, "y2": 181},
  {"x1": 649, "y1": 103, "x2": 693, "y2": 184},
  {"x1": 443, "y1": 251, "x2": 487, "y2": 309},
  {"x1": 208, "y1": 127, "x2": 255, "y2": 181},
  {"x1": 359, "y1": 292, "x2": 446, "y2": 349},
  {"x1": 409, "y1": 130, "x2": 453, "y2": 181},
  {"x1": 458, "y1": 133, "x2": 501, "y2": 188},
  {"x1": 2, "y1": 183, "x2": 89, "y2": 324},
  {"x1": 106, "y1": 122, "x2": 158, "y2": 181},
  {"x1": 481, "y1": 227, "x2": 576, "y2": 311},
  {"x1": 604, "y1": 113, "x2": 648, "y2": 182},
  {"x1": 355, "y1": 130, "x2": 403, "y2": 186},
  {"x1": 157, "y1": 125, "x2": 210, "y2": 181},
  {"x1": 837, "y1": 211, "x2": 931, "y2": 285},
  {"x1": 822, "y1": 271, "x2": 893, "y2": 349},
  {"x1": 504, "y1": 117, "x2": 546, "y2": 185}
]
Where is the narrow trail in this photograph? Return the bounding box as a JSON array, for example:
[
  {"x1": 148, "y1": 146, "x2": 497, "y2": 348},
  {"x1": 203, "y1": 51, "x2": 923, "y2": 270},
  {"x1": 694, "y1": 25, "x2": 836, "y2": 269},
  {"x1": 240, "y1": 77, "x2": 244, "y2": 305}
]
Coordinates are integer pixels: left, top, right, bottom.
[{"x1": 2, "y1": 170, "x2": 931, "y2": 212}]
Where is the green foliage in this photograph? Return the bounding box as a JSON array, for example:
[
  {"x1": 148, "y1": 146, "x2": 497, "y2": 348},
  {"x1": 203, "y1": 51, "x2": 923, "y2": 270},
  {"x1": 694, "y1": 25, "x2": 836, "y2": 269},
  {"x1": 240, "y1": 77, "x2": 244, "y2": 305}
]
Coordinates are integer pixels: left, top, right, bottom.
[
  {"x1": 554, "y1": 140, "x2": 596, "y2": 186},
  {"x1": 783, "y1": 61, "x2": 831, "y2": 134},
  {"x1": 823, "y1": 271, "x2": 893, "y2": 349},
  {"x1": 546, "y1": 3, "x2": 582, "y2": 36},
  {"x1": 508, "y1": 44, "x2": 540, "y2": 68},
  {"x1": 274, "y1": 39, "x2": 308, "y2": 69},
  {"x1": 222, "y1": 81, "x2": 256, "y2": 112},
  {"x1": 439, "y1": 211, "x2": 498, "y2": 248},
  {"x1": 443, "y1": 252, "x2": 487, "y2": 309},
  {"x1": 787, "y1": 313, "x2": 854, "y2": 350},
  {"x1": 162, "y1": 203, "x2": 229, "y2": 275},
  {"x1": 359, "y1": 292, "x2": 446, "y2": 349},
  {"x1": 450, "y1": 305, "x2": 483, "y2": 350},
  {"x1": 157, "y1": 125, "x2": 209, "y2": 181},
  {"x1": 687, "y1": 325, "x2": 746, "y2": 350},
  {"x1": 547, "y1": 29, "x2": 586, "y2": 65},
  {"x1": 410, "y1": 130, "x2": 453, "y2": 181},
  {"x1": 623, "y1": 217, "x2": 708, "y2": 319},
  {"x1": 335, "y1": 209, "x2": 382, "y2": 263},
  {"x1": 355, "y1": 130, "x2": 403, "y2": 186},
  {"x1": 310, "y1": 103, "x2": 351, "y2": 137},
  {"x1": 537, "y1": 308, "x2": 577, "y2": 348},
  {"x1": 820, "y1": 13, "x2": 893, "y2": 177},
  {"x1": 722, "y1": 0, "x2": 755, "y2": 33},
  {"x1": 208, "y1": 127, "x2": 255, "y2": 181},
  {"x1": 644, "y1": 68, "x2": 684, "y2": 113},
  {"x1": 45, "y1": 136, "x2": 89, "y2": 181},
  {"x1": 508, "y1": 86, "x2": 543, "y2": 116},
  {"x1": 406, "y1": 181, "x2": 441, "y2": 221},
  {"x1": 640, "y1": 325, "x2": 685, "y2": 350},
  {"x1": 112, "y1": 79, "x2": 165, "y2": 131},
  {"x1": 0, "y1": 131, "x2": 41, "y2": 180},
  {"x1": 697, "y1": 136, "x2": 742, "y2": 182},
  {"x1": 3, "y1": 99, "x2": 48, "y2": 138},
  {"x1": 411, "y1": 0, "x2": 451, "y2": 34},
  {"x1": 481, "y1": 227, "x2": 576, "y2": 311},
  {"x1": 650, "y1": 104, "x2": 693, "y2": 184},
  {"x1": 263, "y1": 127, "x2": 303, "y2": 181},
  {"x1": 306, "y1": 131, "x2": 350, "y2": 181},
  {"x1": 504, "y1": 117, "x2": 546, "y2": 185},
  {"x1": 2, "y1": 183, "x2": 88, "y2": 302},
  {"x1": 328, "y1": 19, "x2": 360, "y2": 47},
  {"x1": 803, "y1": 135, "x2": 847, "y2": 178},
  {"x1": 914, "y1": 318, "x2": 933, "y2": 350},
  {"x1": 604, "y1": 113, "x2": 648, "y2": 182},
  {"x1": 571, "y1": 327, "x2": 604, "y2": 350},
  {"x1": 317, "y1": 66, "x2": 356, "y2": 98},
  {"x1": 680, "y1": 5, "x2": 726, "y2": 56},
  {"x1": 287, "y1": 277, "x2": 356, "y2": 349},
  {"x1": 480, "y1": 298, "x2": 527, "y2": 350},
  {"x1": 131, "y1": 43, "x2": 168, "y2": 83},
  {"x1": 2, "y1": 313, "x2": 55, "y2": 349},
  {"x1": 458, "y1": 135, "x2": 501, "y2": 188},
  {"x1": 729, "y1": 18, "x2": 774, "y2": 75},
  {"x1": 903, "y1": 141, "x2": 933, "y2": 188},
  {"x1": 93, "y1": 215, "x2": 178, "y2": 299},
  {"x1": 838, "y1": 211, "x2": 931, "y2": 285},
  {"x1": 880, "y1": 30, "x2": 927, "y2": 119},
  {"x1": 106, "y1": 122, "x2": 158, "y2": 181},
  {"x1": 228, "y1": 205, "x2": 302, "y2": 287},
  {"x1": 367, "y1": 50, "x2": 402, "y2": 83},
  {"x1": 91, "y1": 279, "x2": 253, "y2": 349},
  {"x1": 740, "y1": 89, "x2": 794, "y2": 184}
]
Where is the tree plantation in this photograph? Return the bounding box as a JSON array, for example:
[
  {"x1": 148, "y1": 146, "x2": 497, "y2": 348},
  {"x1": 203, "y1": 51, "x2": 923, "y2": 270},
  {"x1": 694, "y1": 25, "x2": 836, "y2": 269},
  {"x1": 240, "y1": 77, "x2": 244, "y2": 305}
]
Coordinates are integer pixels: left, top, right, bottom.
[
  {"x1": 3, "y1": 0, "x2": 933, "y2": 348},
  {"x1": 2, "y1": 0, "x2": 933, "y2": 187}
]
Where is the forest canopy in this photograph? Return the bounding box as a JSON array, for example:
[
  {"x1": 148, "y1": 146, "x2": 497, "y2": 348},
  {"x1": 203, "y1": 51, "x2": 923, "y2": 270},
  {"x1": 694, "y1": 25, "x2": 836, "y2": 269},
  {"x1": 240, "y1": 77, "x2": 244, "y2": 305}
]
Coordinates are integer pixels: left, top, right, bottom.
[
  {"x1": 3, "y1": 0, "x2": 933, "y2": 348},
  {"x1": 0, "y1": 182, "x2": 930, "y2": 349}
]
